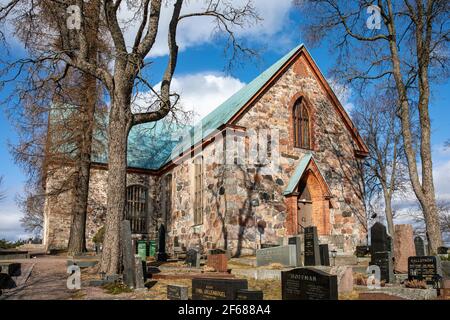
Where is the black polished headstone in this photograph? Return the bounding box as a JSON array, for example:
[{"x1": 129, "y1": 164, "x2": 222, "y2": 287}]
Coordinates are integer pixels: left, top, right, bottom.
[
  {"x1": 157, "y1": 224, "x2": 168, "y2": 262},
  {"x1": 408, "y1": 256, "x2": 442, "y2": 284},
  {"x1": 281, "y1": 267, "x2": 338, "y2": 300},
  {"x1": 192, "y1": 278, "x2": 248, "y2": 300},
  {"x1": 370, "y1": 222, "x2": 390, "y2": 254},
  {"x1": 437, "y1": 247, "x2": 448, "y2": 255},
  {"x1": 369, "y1": 251, "x2": 394, "y2": 283},
  {"x1": 319, "y1": 244, "x2": 330, "y2": 266},
  {"x1": 414, "y1": 236, "x2": 425, "y2": 256},
  {"x1": 304, "y1": 226, "x2": 320, "y2": 266},
  {"x1": 236, "y1": 289, "x2": 264, "y2": 300}
]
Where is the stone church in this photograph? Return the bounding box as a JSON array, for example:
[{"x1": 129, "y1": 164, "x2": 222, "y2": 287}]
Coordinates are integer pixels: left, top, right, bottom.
[{"x1": 43, "y1": 44, "x2": 369, "y2": 256}]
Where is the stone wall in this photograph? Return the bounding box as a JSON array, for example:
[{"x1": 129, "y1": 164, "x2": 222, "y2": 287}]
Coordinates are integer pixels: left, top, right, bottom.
[
  {"x1": 43, "y1": 166, "x2": 159, "y2": 251},
  {"x1": 166, "y1": 51, "x2": 367, "y2": 256}
]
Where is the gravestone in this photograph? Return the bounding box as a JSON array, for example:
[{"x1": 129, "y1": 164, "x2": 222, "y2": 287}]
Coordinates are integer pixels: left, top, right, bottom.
[
  {"x1": 157, "y1": 224, "x2": 168, "y2": 262},
  {"x1": 370, "y1": 222, "x2": 390, "y2": 254},
  {"x1": 281, "y1": 267, "x2": 338, "y2": 300},
  {"x1": 288, "y1": 235, "x2": 303, "y2": 267},
  {"x1": 408, "y1": 256, "x2": 442, "y2": 284},
  {"x1": 355, "y1": 246, "x2": 370, "y2": 257},
  {"x1": 304, "y1": 226, "x2": 320, "y2": 266},
  {"x1": 121, "y1": 220, "x2": 135, "y2": 288},
  {"x1": 369, "y1": 251, "x2": 394, "y2": 283},
  {"x1": 414, "y1": 236, "x2": 425, "y2": 256},
  {"x1": 192, "y1": 278, "x2": 248, "y2": 300},
  {"x1": 207, "y1": 249, "x2": 228, "y2": 272},
  {"x1": 236, "y1": 289, "x2": 264, "y2": 300},
  {"x1": 0, "y1": 273, "x2": 16, "y2": 289},
  {"x1": 167, "y1": 284, "x2": 189, "y2": 300},
  {"x1": 260, "y1": 244, "x2": 279, "y2": 249},
  {"x1": 186, "y1": 248, "x2": 200, "y2": 268},
  {"x1": 319, "y1": 244, "x2": 330, "y2": 266},
  {"x1": 134, "y1": 255, "x2": 145, "y2": 289},
  {"x1": 256, "y1": 245, "x2": 297, "y2": 267},
  {"x1": 437, "y1": 247, "x2": 448, "y2": 255},
  {"x1": 393, "y1": 224, "x2": 415, "y2": 273},
  {"x1": 0, "y1": 263, "x2": 21, "y2": 276}
]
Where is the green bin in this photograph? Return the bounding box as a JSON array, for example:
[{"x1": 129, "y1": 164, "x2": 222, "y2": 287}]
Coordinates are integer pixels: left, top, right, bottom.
[
  {"x1": 148, "y1": 240, "x2": 156, "y2": 257},
  {"x1": 137, "y1": 240, "x2": 147, "y2": 261}
]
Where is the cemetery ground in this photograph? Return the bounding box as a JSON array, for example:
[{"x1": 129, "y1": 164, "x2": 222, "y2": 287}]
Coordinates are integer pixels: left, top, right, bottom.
[{"x1": 1, "y1": 252, "x2": 449, "y2": 300}]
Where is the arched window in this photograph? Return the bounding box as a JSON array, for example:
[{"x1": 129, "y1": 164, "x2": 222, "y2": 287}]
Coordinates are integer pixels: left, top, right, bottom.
[
  {"x1": 126, "y1": 185, "x2": 148, "y2": 234},
  {"x1": 293, "y1": 97, "x2": 311, "y2": 149}
]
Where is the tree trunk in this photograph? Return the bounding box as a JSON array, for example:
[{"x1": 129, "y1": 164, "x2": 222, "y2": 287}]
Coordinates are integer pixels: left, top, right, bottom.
[
  {"x1": 67, "y1": 0, "x2": 100, "y2": 255},
  {"x1": 383, "y1": 191, "x2": 395, "y2": 240},
  {"x1": 384, "y1": 1, "x2": 442, "y2": 253},
  {"x1": 100, "y1": 94, "x2": 131, "y2": 275},
  {"x1": 67, "y1": 72, "x2": 97, "y2": 255}
]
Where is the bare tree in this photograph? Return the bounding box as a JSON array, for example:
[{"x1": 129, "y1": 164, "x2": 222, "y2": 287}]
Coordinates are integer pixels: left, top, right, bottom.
[
  {"x1": 296, "y1": 0, "x2": 449, "y2": 253},
  {"x1": 352, "y1": 93, "x2": 408, "y2": 238},
  {"x1": 1, "y1": 0, "x2": 260, "y2": 274}
]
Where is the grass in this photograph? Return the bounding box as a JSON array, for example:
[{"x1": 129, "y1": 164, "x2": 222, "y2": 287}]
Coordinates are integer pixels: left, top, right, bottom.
[{"x1": 102, "y1": 282, "x2": 133, "y2": 295}]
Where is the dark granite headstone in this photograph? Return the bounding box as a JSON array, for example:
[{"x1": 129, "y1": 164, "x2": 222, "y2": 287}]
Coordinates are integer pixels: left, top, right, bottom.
[
  {"x1": 186, "y1": 248, "x2": 200, "y2": 268},
  {"x1": 288, "y1": 235, "x2": 303, "y2": 267},
  {"x1": 355, "y1": 246, "x2": 370, "y2": 257},
  {"x1": 281, "y1": 267, "x2": 338, "y2": 300},
  {"x1": 408, "y1": 256, "x2": 442, "y2": 284},
  {"x1": 304, "y1": 226, "x2": 320, "y2": 266},
  {"x1": 192, "y1": 278, "x2": 248, "y2": 300},
  {"x1": 0, "y1": 273, "x2": 16, "y2": 289},
  {"x1": 157, "y1": 224, "x2": 168, "y2": 262},
  {"x1": 121, "y1": 220, "x2": 135, "y2": 288},
  {"x1": 236, "y1": 289, "x2": 264, "y2": 300},
  {"x1": 437, "y1": 247, "x2": 448, "y2": 255},
  {"x1": 370, "y1": 222, "x2": 390, "y2": 254},
  {"x1": 369, "y1": 251, "x2": 394, "y2": 283},
  {"x1": 260, "y1": 243, "x2": 279, "y2": 249},
  {"x1": 167, "y1": 284, "x2": 189, "y2": 300},
  {"x1": 414, "y1": 236, "x2": 425, "y2": 256},
  {"x1": 319, "y1": 244, "x2": 330, "y2": 266},
  {"x1": 0, "y1": 263, "x2": 21, "y2": 276}
]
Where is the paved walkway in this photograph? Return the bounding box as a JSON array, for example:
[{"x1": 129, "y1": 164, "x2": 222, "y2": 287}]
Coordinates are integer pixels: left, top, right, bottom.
[{"x1": 1, "y1": 256, "x2": 73, "y2": 300}]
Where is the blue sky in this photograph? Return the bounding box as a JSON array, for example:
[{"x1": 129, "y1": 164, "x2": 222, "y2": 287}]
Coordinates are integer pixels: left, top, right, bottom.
[{"x1": 0, "y1": 3, "x2": 449, "y2": 241}]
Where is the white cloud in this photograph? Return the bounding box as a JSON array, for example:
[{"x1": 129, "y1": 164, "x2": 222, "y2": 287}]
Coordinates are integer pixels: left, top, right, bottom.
[
  {"x1": 0, "y1": 203, "x2": 31, "y2": 241},
  {"x1": 118, "y1": 0, "x2": 294, "y2": 57},
  {"x1": 134, "y1": 72, "x2": 246, "y2": 122}
]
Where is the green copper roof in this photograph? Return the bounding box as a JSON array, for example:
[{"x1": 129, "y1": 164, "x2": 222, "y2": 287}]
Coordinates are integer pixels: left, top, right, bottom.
[
  {"x1": 94, "y1": 44, "x2": 305, "y2": 170},
  {"x1": 283, "y1": 153, "x2": 313, "y2": 196},
  {"x1": 164, "y1": 43, "x2": 304, "y2": 168}
]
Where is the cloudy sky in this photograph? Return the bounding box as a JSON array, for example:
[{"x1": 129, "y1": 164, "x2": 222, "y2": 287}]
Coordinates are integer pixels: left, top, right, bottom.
[{"x1": 0, "y1": 1, "x2": 449, "y2": 241}]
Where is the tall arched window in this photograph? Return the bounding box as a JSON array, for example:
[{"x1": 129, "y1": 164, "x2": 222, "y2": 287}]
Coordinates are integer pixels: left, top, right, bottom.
[
  {"x1": 293, "y1": 97, "x2": 311, "y2": 149},
  {"x1": 126, "y1": 185, "x2": 148, "y2": 234}
]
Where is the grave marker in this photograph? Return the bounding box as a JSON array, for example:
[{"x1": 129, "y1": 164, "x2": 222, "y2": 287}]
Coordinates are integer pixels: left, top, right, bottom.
[
  {"x1": 167, "y1": 284, "x2": 189, "y2": 300},
  {"x1": 408, "y1": 256, "x2": 442, "y2": 284},
  {"x1": 236, "y1": 289, "x2": 264, "y2": 300},
  {"x1": 369, "y1": 251, "x2": 394, "y2": 283},
  {"x1": 281, "y1": 267, "x2": 338, "y2": 300},
  {"x1": 304, "y1": 226, "x2": 320, "y2": 266},
  {"x1": 256, "y1": 245, "x2": 297, "y2": 267},
  {"x1": 288, "y1": 235, "x2": 303, "y2": 267},
  {"x1": 192, "y1": 278, "x2": 248, "y2": 300},
  {"x1": 319, "y1": 244, "x2": 330, "y2": 266},
  {"x1": 414, "y1": 236, "x2": 425, "y2": 256}
]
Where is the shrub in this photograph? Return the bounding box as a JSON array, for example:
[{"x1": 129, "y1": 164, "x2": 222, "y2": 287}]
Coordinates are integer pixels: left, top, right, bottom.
[{"x1": 92, "y1": 227, "x2": 105, "y2": 244}]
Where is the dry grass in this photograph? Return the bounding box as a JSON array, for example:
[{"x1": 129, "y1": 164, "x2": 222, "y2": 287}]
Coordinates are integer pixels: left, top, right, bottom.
[
  {"x1": 339, "y1": 291, "x2": 360, "y2": 300},
  {"x1": 404, "y1": 279, "x2": 427, "y2": 289},
  {"x1": 246, "y1": 278, "x2": 281, "y2": 300}
]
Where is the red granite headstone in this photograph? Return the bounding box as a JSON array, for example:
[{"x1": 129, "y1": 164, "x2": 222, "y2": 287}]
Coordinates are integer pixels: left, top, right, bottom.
[{"x1": 207, "y1": 253, "x2": 228, "y2": 272}]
